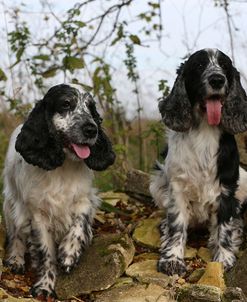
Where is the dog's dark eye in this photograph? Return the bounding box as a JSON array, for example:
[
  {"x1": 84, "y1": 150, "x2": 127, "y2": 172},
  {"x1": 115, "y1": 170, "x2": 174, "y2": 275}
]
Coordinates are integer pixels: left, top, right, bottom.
[{"x1": 62, "y1": 100, "x2": 71, "y2": 110}]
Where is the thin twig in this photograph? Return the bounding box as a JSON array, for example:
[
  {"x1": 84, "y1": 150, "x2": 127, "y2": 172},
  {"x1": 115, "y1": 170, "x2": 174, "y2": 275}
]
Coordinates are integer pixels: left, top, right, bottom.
[{"x1": 223, "y1": 0, "x2": 235, "y2": 64}]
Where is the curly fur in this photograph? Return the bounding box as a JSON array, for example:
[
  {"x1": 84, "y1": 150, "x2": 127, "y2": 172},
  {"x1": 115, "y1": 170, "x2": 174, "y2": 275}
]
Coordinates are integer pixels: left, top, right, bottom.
[
  {"x1": 3, "y1": 84, "x2": 115, "y2": 298},
  {"x1": 150, "y1": 48, "x2": 247, "y2": 276}
]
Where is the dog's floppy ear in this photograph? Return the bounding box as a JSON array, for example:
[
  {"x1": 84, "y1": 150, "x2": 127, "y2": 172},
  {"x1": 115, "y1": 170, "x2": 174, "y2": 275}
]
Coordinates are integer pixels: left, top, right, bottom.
[
  {"x1": 15, "y1": 96, "x2": 65, "y2": 170},
  {"x1": 83, "y1": 93, "x2": 116, "y2": 171},
  {"x1": 221, "y1": 68, "x2": 247, "y2": 134},
  {"x1": 159, "y1": 65, "x2": 192, "y2": 132}
]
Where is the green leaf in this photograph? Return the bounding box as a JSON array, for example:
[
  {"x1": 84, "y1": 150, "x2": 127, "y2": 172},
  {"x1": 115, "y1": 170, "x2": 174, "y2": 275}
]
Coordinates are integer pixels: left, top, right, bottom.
[
  {"x1": 41, "y1": 67, "x2": 58, "y2": 78},
  {"x1": 63, "y1": 56, "x2": 84, "y2": 70},
  {"x1": 33, "y1": 54, "x2": 50, "y2": 61},
  {"x1": 73, "y1": 20, "x2": 86, "y2": 28},
  {"x1": 0, "y1": 69, "x2": 7, "y2": 81},
  {"x1": 16, "y1": 47, "x2": 24, "y2": 62},
  {"x1": 148, "y1": 2, "x2": 160, "y2": 9},
  {"x1": 10, "y1": 47, "x2": 25, "y2": 68},
  {"x1": 129, "y1": 34, "x2": 141, "y2": 45},
  {"x1": 72, "y1": 78, "x2": 93, "y2": 92}
]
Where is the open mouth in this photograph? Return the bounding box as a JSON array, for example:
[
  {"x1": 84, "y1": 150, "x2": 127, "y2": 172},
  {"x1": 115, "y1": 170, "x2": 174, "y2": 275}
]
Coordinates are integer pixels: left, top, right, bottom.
[
  {"x1": 69, "y1": 143, "x2": 91, "y2": 159},
  {"x1": 201, "y1": 94, "x2": 224, "y2": 126}
]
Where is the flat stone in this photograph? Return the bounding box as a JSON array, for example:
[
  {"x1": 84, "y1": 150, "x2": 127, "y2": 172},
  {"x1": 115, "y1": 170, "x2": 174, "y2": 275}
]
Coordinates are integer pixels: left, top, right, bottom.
[
  {"x1": 56, "y1": 233, "x2": 135, "y2": 299},
  {"x1": 0, "y1": 288, "x2": 38, "y2": 302},
  {"x1": 132, "y1": 218, "x2": 161, "y2": 249},
  {"x1": 93, "y1": 283, "x2": 173, "y2": 302},
  {"x1": 126, "y1": 260, "x2": 171, "y2": 288},
  {"x1": 197, "y1": 247, "x2": 212, "y2": 263},
  {"x1": 184, "y1": 246, "x2": 197, "y2": 260},
  {"x1": 197, "y1": 262, "x2": 226, "y2": 290},
  {"x1": 177, "y1": 284, "x2": 222, "y2": 302},
  {"x1": 134, "y1": 252, "x2": 159, "y2": 262},
  {"x1": 188, "y1": 268, "x2": 205, "y2": 283},
  {"x1": 226, "y1": 249, "x2": 247, "y2": 296}
]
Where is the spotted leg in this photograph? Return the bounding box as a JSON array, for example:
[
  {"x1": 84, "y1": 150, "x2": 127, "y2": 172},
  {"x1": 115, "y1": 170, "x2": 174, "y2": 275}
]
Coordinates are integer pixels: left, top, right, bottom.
[
  {"x1": 30, "y1": 216, "x2": 57, "y2": 299},
  {"x1": 58, "y1": 198, "x2": 96, "y2": 273},
  {"x1": 3, "y1": 198, "x2": 29, "y2": 274},
  {"x1": 209, "y1": 194, "x2": 243, "y2": 271},
  {"x1": 158, "y1": 186, "x2": 189, "y2": 276}
]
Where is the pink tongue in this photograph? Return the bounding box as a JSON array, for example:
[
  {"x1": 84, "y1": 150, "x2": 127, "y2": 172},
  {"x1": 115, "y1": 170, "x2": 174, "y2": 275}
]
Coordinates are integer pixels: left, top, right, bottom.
[
  {"x1": 206, "y1": 99, "x2": 222, "y2": 126},
  {"x1": 71, "y1": 144, "x2": 90, "y2": 159}
]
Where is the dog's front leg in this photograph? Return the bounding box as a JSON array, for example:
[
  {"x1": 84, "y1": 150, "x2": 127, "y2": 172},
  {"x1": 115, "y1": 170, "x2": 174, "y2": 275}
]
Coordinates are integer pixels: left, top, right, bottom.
[
  {"x1": 30, "y1": 216, "x2": 57, "y2": 299},
  {"x1": 209, "y1": 193, "x2": 243, "y2": 271},
  {"x1": 158, "y1": 185, "x2": 189, "y2": 276},
  {"x1": 58, "y1": 199, "x2": 94, "y2": 273}
]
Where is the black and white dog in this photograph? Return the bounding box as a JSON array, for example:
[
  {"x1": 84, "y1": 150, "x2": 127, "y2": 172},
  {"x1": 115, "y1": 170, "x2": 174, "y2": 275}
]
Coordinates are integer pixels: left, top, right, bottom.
[
  {"x1": 150, "y1": 48, "x2": 247, "y2": 276},
  {"x1": 3, "y1": 84, "x2": 115, "y2": 298}
]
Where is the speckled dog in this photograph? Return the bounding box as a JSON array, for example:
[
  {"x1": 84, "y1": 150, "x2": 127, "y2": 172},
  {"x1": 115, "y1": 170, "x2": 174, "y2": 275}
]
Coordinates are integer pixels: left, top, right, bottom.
[
  {"x1": 150, "y1": 48, "x2": 247, "y2": 276},
  {"x1": 3, "y1": 84, "x2": 115, "y2": 298}
]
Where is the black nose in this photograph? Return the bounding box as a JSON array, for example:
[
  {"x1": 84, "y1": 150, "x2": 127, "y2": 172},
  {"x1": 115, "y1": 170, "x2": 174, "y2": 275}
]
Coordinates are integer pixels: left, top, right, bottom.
[
  {"x1": 208, "y1": 74, "x2": 226, "y2": 89},
  {"x1": 82, "y1": 123, "x2": 97, "y2": 139}
]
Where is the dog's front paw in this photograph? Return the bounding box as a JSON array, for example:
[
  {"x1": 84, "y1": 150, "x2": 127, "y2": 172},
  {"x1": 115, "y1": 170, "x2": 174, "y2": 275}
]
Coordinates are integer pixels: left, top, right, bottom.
[
  {"x1": 157, "y1": 257, "x2": 187, "y2": 276},
  {"x1": 3, "y1": 257, "x2": 25, "y2": 274},
  {"x1": 31, "y1": 286, "x2": 56, "y2": 301},
  {"x1": 58, "y1": 244, "x2": 82, "y2": 274}
]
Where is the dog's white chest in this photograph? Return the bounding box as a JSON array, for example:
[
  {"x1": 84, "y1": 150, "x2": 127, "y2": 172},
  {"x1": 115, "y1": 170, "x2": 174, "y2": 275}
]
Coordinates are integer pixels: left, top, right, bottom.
[
  {"x1": 16, "y1": 158, "x2": 94, "y2": 237},
  {"x1": 167, "y1": 123, "x2": 221, "y2": 223}
]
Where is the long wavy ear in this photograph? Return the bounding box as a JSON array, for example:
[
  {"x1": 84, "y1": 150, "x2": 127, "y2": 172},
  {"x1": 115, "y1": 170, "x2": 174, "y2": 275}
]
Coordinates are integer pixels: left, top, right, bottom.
[
  {"x1": 15, "y1": 98, "x2": 65, "y2": 170},
  {"x1": 84, "y1": 94, "x2": 116, "y2": 171},
  {"x1": 159, "y1": 67, "x2": 192, "y2": 132},
  {"x1": 221, "y1": 68, "x2": 247, "y2": 134}
]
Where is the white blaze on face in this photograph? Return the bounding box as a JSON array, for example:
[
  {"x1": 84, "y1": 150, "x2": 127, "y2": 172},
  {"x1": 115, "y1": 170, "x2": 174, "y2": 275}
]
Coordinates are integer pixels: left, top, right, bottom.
[{"x1": 52, "y1": 89, "x2": 94, "y2": 160}]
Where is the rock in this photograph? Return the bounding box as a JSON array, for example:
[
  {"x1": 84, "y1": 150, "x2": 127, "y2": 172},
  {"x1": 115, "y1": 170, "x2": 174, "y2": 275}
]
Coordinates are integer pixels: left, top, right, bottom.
[
  {"x1": 126, "y1": 260, "x2": 171, "y2": 288},
  {"x1": 197, "y1": 262, "x2": 226, "y2": 290},
  {"x1": 177, "y1": 284, "x2": 222, "y2": 302},
  {"x1": 223, "y1": 287, "x2": 247, "y2": 302},
  {"x1": 125, "y1": 169, "x2": 151, "y2": 200},
  {"x1": 226, "y1": 249, "x2": 247, "y2": 296},
  {"x1": 132, "y1": 218, "x2": 161, "y2": 249},
  {"x1": 134, "y1": 252, "x2": 159, "y2": 262},
  {"x1": 0, "y1": 288, "x2": 38, "y2": 302},
  {"x1": 236, "y1": 133, "x2": 247, "y2": 168},
  {"x1": 56, "y1": 233, "x2": 135, "y2": 299},
  {"x1": 188, "y1": 268, "x2": 205, "y2": 283},
  {"x1": 184, "y1": 246, "x2": 197, "y2": 260},
  {"x1": 93, "y1": 283, "x2": 173, "y2": 302},
  {"x1": 197, "y1": 247, "x2": 212, "y2": 263},
  {"x1": 0, "y1": 223, "x2": 6, "y2": 259}
]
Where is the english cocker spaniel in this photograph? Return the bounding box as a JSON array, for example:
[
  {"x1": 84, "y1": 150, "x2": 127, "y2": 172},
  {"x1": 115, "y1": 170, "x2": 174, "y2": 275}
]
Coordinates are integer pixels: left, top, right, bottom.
[
  {"x1": 150, "y1": 48, "x2": 247, "y2": 276},
  {"x1": 3, "y1": 84, "x2": 115, "y2": 298}
]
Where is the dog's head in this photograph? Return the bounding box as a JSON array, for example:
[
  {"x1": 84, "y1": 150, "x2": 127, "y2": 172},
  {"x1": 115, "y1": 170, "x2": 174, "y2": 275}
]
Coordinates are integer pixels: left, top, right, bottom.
[
  {"x1": 159, "y1": 48, "x2": 247, "y2": 133},
  {"x1": 15, "y1": 84, "x2": 116, "y2": 170}
]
